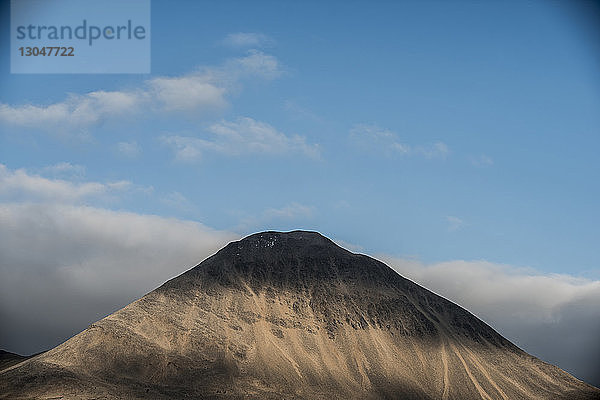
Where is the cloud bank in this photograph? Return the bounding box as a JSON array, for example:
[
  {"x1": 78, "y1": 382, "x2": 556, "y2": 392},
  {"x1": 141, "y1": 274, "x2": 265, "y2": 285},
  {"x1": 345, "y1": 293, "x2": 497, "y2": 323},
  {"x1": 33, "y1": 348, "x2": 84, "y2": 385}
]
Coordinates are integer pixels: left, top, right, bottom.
[{"x1": 0, "y1": 202, "x2": 238, "y2": 354}]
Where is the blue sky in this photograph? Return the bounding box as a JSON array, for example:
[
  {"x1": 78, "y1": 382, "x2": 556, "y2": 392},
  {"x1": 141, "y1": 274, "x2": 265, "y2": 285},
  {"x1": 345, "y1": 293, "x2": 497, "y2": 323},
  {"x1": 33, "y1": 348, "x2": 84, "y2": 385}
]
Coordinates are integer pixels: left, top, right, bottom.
[
  {"x1": 2, "y1": 0, "x2": 598, "y2": 276},
  {"x1": 1, "y1": 0, "x2": 600, "y2": 384}
]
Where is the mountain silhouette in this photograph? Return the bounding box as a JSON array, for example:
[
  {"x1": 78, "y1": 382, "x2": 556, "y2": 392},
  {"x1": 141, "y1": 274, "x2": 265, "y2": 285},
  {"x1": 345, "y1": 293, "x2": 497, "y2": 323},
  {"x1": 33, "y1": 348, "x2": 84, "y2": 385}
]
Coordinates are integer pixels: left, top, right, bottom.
[{"x1": 1, "y1": 231, "x2": 598, "y2": 399}]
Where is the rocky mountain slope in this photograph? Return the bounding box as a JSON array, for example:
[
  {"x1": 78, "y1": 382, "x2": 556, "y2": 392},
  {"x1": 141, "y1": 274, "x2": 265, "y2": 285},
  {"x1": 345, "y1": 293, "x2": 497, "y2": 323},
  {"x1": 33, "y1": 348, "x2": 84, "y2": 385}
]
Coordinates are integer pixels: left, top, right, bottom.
[{"x1": 1, "y1": 231, "x2": 598, "y2": 399}]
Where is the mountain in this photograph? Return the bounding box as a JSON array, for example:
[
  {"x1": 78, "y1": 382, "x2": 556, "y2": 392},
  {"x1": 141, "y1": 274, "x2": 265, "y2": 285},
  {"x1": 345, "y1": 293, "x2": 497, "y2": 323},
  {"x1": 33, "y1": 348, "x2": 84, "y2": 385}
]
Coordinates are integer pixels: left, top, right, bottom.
[
  {"x1": 0, "y1": 351, "x2": 30, "y2": 372},
  {"x1": 1, "y1": 231, "x2": 598, "y2": 399}
]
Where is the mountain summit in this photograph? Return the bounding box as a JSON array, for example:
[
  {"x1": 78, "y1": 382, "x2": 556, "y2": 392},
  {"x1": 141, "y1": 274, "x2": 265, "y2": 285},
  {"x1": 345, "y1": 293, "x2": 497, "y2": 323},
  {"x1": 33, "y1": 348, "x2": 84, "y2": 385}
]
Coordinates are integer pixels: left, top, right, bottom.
[{"x1": 1, "y1": 231, "x2": 598, "y2": 399}]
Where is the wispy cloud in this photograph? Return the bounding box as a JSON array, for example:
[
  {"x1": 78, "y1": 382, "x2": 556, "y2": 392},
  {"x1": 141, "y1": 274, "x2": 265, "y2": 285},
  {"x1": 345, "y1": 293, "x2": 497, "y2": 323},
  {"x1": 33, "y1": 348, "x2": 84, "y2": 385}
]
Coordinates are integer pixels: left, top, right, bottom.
[
  {"x1": 41, "y1": 162, "x2": 86, "y2": 179},
  {"x1": 0, "y1": 164, "x2": 150, "y2": 204},
  {"x1": 349, "y1": 123, "x2": 449, "y2": 159},
  {"x1": 116, "y1": 141, "x2": 141, "y2": 158},
  {"x1": 162, "y1": 117, "x2": 320, "y2": 161},
  {"x1": 0, "y1": 91, "x2": 141, "y2": 134},
  {"x1": 381, "y1": 256, "x2": 600, "y2": 386},
  {"x1": 470, "y1": 154, "x2": 494, "y2": 167},
  {"x1": 283, "y1": 100, "x2": 323, "y2": 122},
  {"x1": 350, "y1": 124, "x2": 409, "y2": 154},
  {"x1": 224, "y1": 49, "x2": 282, "y2": 80},
  {"x1": 0, "y1": 51, "x2": 282, "y2": 135},
  {"x1": 333, "y1": 199, "x2": 352, "y2": 211},
  {"x1": 415, "y1": 141, "x2": 449, "y2": 159},
  {"x1": 446, "y1": 215, "x2": 465, "y2": 231},
  {"x1": 160, "y1": 191, "x2": 194, "y2": 212},
  {"x1": 262, "y1": 202, "x2": 314, "y2": 220},
  {"x1": 146, "y1": 74, "x2": 226, "y2": 113},
  {"x1": 220, "y1": 32, "x2": 274, "y2": 48}
]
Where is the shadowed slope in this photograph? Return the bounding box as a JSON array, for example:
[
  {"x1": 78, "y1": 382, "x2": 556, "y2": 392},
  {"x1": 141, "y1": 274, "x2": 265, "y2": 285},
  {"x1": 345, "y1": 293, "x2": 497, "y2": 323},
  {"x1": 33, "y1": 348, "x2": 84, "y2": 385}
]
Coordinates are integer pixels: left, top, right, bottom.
[
  {"x1": 0, "y1": 351, "x2": 31, "y2": 372},
  {"x1": 1, "y1": 231, "x2": 598, "y2": 399}
]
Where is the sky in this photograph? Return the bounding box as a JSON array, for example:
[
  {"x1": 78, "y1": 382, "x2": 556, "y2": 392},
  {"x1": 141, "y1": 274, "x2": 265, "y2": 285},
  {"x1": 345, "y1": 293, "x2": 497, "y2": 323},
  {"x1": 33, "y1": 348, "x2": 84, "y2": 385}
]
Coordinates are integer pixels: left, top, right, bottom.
[{"x1": 1, "y1": 0, "x2": 599, "y2": 387}]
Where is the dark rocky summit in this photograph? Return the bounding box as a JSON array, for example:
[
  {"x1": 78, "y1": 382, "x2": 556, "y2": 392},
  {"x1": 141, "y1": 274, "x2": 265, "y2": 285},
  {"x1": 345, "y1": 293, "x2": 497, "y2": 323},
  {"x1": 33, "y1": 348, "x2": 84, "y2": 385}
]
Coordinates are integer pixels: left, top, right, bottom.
[{"x1": 1, "y1": 231, "x2": 599, "y2": 399}]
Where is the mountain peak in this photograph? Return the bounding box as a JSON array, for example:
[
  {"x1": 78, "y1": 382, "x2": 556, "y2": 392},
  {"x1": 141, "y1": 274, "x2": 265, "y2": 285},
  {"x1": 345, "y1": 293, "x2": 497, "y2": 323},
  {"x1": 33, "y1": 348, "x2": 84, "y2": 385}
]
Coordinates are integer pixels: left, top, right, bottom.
[
  {"x1": 225, "y1": 230, "x2": 341, "y2": 252},
  {"x1": 167, "y1": 230, "x2": 390, "y2": 295}
]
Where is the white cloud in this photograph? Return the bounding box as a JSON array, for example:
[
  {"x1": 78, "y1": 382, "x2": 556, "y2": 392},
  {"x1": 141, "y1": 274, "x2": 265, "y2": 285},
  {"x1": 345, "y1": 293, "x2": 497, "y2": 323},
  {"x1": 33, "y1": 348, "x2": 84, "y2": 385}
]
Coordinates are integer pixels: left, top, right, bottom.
[
  {"x1": 116, "y1": 141, "x2": 141, "y2": 158},
  {"x1": 221, "y1": 32, "x2": 274, "y2": 48},
  {"x1": 0, "y1": 52, "x2": 282, "y2": 134},
  {"x1": 381, "y1": 256, "x2": 600, "y2": 386},
  {"x1": 209, "y1": 117, "x2": 318, "y2": 155},
  {"x1": 0, "y1": 91, "x2": 141, "y2": 134},
  {"x1": 86, "y1": 90, "x2": 141, "y2": 114},
  {"x1": 0, "y1": 202, "x2": 238, "y2": 355},
  {"x1": 349, "y1": 124, "x2": 448, "y2": 158},
  {"x1": 226, "y1": 50, "x2": 282, "y2": 80},
  {"x1": 1, "y1": 164, "x2": 109, "y2": 202},
  {"x1": 147, "y1": 75, "x2": 227, "y2": 113},
  {"x1": 0, "y1": 164, "x2": 149, "y2": 204},
  {"x1": 162, "y1": 117, "x2": 320, "y2": 161}
]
